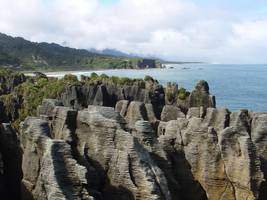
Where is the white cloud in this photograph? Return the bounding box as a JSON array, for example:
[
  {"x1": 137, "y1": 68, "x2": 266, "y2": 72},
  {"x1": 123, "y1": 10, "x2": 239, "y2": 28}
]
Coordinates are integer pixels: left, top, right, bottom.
[
  {"x1": 0, "y1": 0, "x2": 266, "y2": 63},
  {"x1": 231, "y1": 20, "x2": 267, "y2": 46}
]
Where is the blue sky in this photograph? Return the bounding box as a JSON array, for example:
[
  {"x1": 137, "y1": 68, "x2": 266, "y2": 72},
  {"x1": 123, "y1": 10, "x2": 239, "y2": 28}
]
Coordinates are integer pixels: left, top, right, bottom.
[
  {"x1": 0, "y1": 0, "x2": 267, "y2": 63},
  {"x1": 100, "y1": 0, "x2": 267, "y2": 17},
  {"x1": 100, "y1": 0, "x2": 118, "y2": 5},
  {"x1": 99, "y1": 0, "x2": 267, "y2": 10},
  {"x1": 192, "y1": 0, "x2": 267, "y2": 14}
]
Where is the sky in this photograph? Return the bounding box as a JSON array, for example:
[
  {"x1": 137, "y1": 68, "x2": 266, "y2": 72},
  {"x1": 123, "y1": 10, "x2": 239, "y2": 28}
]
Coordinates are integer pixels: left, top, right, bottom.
[{"x1": 0, "y1": 0, "x2": 267, "y2": 63}]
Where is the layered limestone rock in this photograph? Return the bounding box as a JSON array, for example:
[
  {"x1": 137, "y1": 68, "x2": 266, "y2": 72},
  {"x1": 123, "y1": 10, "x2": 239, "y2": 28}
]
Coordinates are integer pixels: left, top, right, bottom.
[
  {"x1": 18, "y1": 98, "x2": 267, "y2": 200},
  {"x1": 0, "y1": 74, "x2": 219, "y2": 125},
  {"x1": 161, "y1": 105, "x2": 185, "y2": 122},
  {"x1": 177, "y1": 80, "x2": 216, "y2": 112},
  {"x1": 125, "y1": 101, "x2": 148, "y2": 128},
  {"x1": 59, "y1": 81, "x2": 165, "y2": 114},
  {"x1": 115, "y1": 100, "x2": 130, "y2": 117},
  {"x1": 20, "y1": 117, "x2": 92, "y2": 200},
  {"x1": 159, "y1": 108, "x2": 266, "y2": 200},
  {"x1": 2, "y1": 87, "x2": 265, "y2": 200},
  {"x1": 37, "y1": 99, "x2": 63, "y2": 118},
  {"x1": 186, "y1": 107, "x2": 206, "y2": 119},
  {"x1": 132, "y1": 120, "x2": 181, "y2": 199},
  {"x1": 251, "y1": 113, "x2": 267, "y2": 199},
  {"x1": 75, "y1": 106, "x2": 172, "y2": 200},
  {"x1": 158, "y1": 119, "x2": 208, "y2": 200},
  {"x1": 11, "y1": 95, "x2": 267, "y2": 200},
  {"x1": 116, "y1": 100, "x2": 159, "y2": 130},
  {"x1": 0, "y1": 123, "x2": 22, "y2": 199},
  {"x1": 2, "y1": 69, "x2": 267, "y2": 199},
  {"x1": 50, "y1": 106, "x2": 77, "y2": 143},
  {"x1": 165, "y1": 82, "x2": 178, "y2": 105},
  {"x1": 188, "y1": 80, "x2": 216, "y2": 108},
  {"x1": 144, "y1": 103, "x2": 158, "y2": 127}
]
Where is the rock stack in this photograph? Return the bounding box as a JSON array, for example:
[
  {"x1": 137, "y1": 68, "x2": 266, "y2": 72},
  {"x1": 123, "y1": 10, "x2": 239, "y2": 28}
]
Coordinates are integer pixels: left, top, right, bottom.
[
  {"x1": 0, "y1": 76, "x2": 265, "y2": 200},
  {"x1": 11, "y1": 97, "x2": 266, "y2": 199}
]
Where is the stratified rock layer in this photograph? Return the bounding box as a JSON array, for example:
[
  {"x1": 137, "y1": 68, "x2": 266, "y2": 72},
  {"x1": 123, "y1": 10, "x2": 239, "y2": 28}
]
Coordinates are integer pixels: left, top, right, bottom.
[
  {"x1": 20, "y1": 117, "x2": 92, "y2": 200},
  {"x1": 188, "y1": 80, "x2": 216, "y2": 108},
  {"x1": 17, "y1": 98, "x2": 267, "y2": 200},
  {"x1": 75, "y1": 106, "x2": 171, "y2": 200},
  {"x1": 161, "y1": 105, "x2": 185, "y2": 122},
  {"x1": 159, "y1": 108, "x2": 265, "y2": 200},
  {"x1": 0, "y1": 123, "x2": 22, "y2": 200},
  {"x1": 0, "y1": 79, "x2": 265, "y2": 200}
]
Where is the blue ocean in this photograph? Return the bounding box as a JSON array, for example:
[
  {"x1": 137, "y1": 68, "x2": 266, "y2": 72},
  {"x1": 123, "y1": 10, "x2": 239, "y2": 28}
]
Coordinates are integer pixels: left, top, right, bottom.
[{"x1": 44, "y1": 64, "x2": 267, "y2": 112}]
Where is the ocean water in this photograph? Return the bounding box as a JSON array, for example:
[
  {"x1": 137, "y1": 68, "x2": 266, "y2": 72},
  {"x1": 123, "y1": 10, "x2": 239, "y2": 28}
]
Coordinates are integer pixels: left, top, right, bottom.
[{"x1": 43, "y1": 64, "x2": 267, "y2": 112}]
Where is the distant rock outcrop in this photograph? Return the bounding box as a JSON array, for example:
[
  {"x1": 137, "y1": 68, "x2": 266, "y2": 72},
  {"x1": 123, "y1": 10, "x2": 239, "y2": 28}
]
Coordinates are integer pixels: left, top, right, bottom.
[
  {"x1": 0, "y1": 71, "x2": 218, "y2": 126},
  {"x1": 188, "y1": 80, "x2": 216, "y2": 108},
  {"x1": 57, "y1": 79, "x2": 216, "y2": 121},
  {"x1": 58, "y1": 80, "x2": 166, "y2": 118}
]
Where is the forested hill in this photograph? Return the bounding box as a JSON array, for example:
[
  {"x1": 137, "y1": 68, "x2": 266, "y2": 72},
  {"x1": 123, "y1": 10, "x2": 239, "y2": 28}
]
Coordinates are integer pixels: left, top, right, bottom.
[{"x1": 0, "y1": 33, "x2": 141, "y2": 71}]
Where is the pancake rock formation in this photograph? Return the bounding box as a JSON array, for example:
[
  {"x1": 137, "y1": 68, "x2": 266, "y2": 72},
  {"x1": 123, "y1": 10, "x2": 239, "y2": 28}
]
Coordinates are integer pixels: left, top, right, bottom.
[
  {"x1": 0, "y1": 75, "x2": 265, "y2": 200},
  {"x1": 14, "y1": 97, "x2": 266, "y2": 200}
]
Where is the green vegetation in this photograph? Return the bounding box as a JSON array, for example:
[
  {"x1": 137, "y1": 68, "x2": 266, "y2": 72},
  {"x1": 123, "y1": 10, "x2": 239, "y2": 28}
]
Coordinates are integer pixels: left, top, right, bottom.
[
  {"x1": 166, "y1": 92, "x2": 176, "y2": 102},
  {"x1": 15, "y1": 78, "x2": 68, "y2": 121},
  {"x1": 0, "y1": 71, "x2": 153, "y2": 128},
  {"x1": 63, "y1": 74, "x2": 79, "y2": 83},
  {"x1": 0, "y1": 69, "x2": 191, "y2": 130},
  {"x1": 86, "y1": 73, "x2": 146, "y2": 88},
  {"x1": 0, "y1": 51, "x2": 20, "y2": 65},
  {"x1": 0, "y1": 33, "x2": 147, "y2": 71},
  {"x1": 177, "y1": 87, "x2": 190, "y2": 100},
  {"x1": 3, "y1": 75, "x2": 79, "y2": 128},
  {"x1": 90, "y1": 72, "x2": 99, "y2": 79},
  {"x1": 144, "y1": 75, "x2": 154, "y2": 82},
  {"x1": 0, "y1": 93, "x2": 14, "y2": 116},
  {"x1": 100, "y1": 73, "x2": 109, "y2": 79},
  {"x1": 0, "y1": 68, "x2": 22, "y2": 77}
]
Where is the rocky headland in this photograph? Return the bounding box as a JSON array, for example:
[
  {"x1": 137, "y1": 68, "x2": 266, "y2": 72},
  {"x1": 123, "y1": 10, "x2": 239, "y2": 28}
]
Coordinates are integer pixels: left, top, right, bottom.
[{"x1": 0, "y1": 70, "x2": 266, "y2": 200}]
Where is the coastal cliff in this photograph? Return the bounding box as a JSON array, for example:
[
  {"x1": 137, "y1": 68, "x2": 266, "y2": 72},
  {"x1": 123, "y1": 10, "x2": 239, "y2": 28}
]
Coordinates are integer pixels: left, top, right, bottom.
[
  {"x1": 17, "y1": 99, "x2": 267, "y2": 200},
  {"x1": 0, "y1": 71, "x2": 266, "y2": 200}
]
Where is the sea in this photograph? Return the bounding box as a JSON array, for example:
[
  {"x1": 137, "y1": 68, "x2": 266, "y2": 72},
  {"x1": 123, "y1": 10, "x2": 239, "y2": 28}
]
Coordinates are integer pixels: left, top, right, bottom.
[{"x1": 41, "y1": 64, "x2": 267, "y2": 112}]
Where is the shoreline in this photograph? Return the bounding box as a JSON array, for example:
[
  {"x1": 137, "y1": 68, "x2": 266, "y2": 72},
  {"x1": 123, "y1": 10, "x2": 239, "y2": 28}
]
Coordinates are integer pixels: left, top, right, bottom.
[
  {"x1": 21, "y1": 62, "x2": 203, "y2": 74},
  {"x1": 23, "y1": 67, "x2": 167, "y2": 76}
]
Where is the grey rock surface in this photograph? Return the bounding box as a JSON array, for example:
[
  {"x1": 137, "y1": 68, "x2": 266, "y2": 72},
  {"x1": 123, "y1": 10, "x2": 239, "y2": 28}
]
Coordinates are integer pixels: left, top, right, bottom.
[
  {"x1": 115, "y1": 100, "x2": 130, "y2": 117},
  {"x1": 75, "y1": 106, "x2": 172, "y2": 200},
  {"x1": 2, "y1": 94, "x2": 266, "y2": 200},
  {"x1": 158, "y1": 108, "x2": 266, "y2": 200},
  {"x1": 0, "y1": 123, "x2": 22, "y2": 199},
  {"x1": 188, "y1": 80, "x2": 216, "y2": 108},
  {"x1": 20, "y1": 117, "x2": 92, "y2": 200},
  {"x1": 161, "y1": 105, "x2": 185, "y2": 122},
  {"x1": 37, "y1": 99, "x2": 63, "y2": 117},
  {"x1": 165, "y1": 82, "x2": 178, "y2": 105}
]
